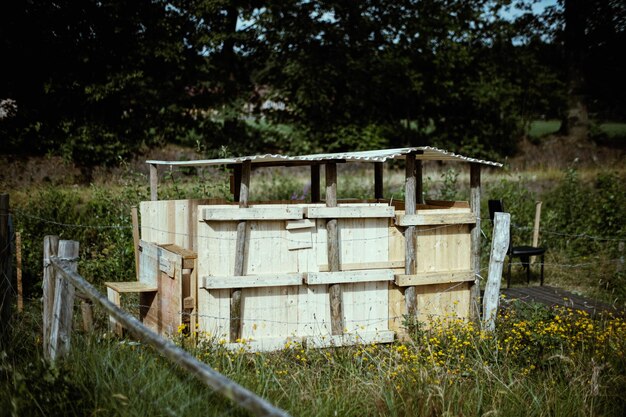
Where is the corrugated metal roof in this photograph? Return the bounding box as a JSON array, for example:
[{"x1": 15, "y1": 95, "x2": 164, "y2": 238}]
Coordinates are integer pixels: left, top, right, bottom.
[{"x1": 146, "y1": 147, "x2": 502, "y2": 167}]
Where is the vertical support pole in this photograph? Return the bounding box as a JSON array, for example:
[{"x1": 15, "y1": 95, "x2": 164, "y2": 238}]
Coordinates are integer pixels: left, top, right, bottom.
[
  {"x1": 469, "y1": 163, "x2": 482, "y2": 321},
  {"x1": 311, "y1": 165, "x2": 321, "y2": 203},
  {"x1": 16, "y1": 232, "x2": 23, "y2": 313},
  {"x1": 374, "y1": 162, "x2": 384, "y2": 200},
  {"x1": 150, "y1": 164, "x2": 158, "y2": 201},
  {"x1": 531, "y1": 201, "x2": 542, "y2": 263},
  {"x1": 404, "y1": 154, "x2": 418, "y2": 317},
  {"x1": 48, "y1": 240, "x2": 79, "y2": 361},
  {"x1": 231, "y1": 160, "x2": 250, "y2": 342},
  {"x1": 107, "y1": 287, "x2": 123, "y2": 336},
  {"x1": 0, "y1": 194, "x2": 11, "y2": 341},
  {"x1": 416, "y1": 160, "x2": 424, "y2": 204},
  {"x1": 326, "y1": 162, "x2": 343, "y2": 335},
  {"x1": 482, "y1": 212, "x2": 510, "y2": 332},
  {"x1": 80, "y1": 299, "x2": 94, "y2": 333},
  {"x1": 131, "y1": 206, "x2": 141, "y2": 281},
  {"x1": 42, "y1": 235, "x2": 59, "y2": 356}
]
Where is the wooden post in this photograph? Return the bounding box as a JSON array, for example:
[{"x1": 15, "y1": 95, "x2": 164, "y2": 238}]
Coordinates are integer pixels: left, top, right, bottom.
[
  {"x1": 150, "y1": 164, "x2": 158, "y2": 201},
  {"x1": 16, "y1": 231, "x2": 23, "y2": 313},
  {"x1": 469, "y1": 163, "x2": 482, "y2": 321},
  {"x1": 231, "y1": 160, "x2": 250, "y2": 341},
  {"x1": 326, "y1": 162, "x2": 343, "y2": 335},
  {"x1": 482, "y1": 212, "x2": 510, "y2": 332},
  {"x1": 80, "y1": 299, "x2": 94, "y2": 333},
  {"x1": 311, "y1": 165, "x2": 321, "y2": 203},
  {"x1": 374, "y1": 162, "x2": 384, "y2": 200},
  {"x1": 48, "y1": 240, "x2": 80, "y2": 361},
  {"x1": 50, "y1": 257, "x2": 291, "y2": 417},
  {"x1": 416, "y1": 160, "x2": 424, "y2": 204},
  {"x1": 531, "y1": 201, "x2": 542, "y2": 263},
  {"x1": 42, "y1": 235, "x2": 59, "y2": 355},
  {"x1": 131, "y1": 206, "x2": 141, "y2": 281},
  {"x1": 404, "y1": 154, "x2": 418, "y2": 317},
  {"x1": 0, "y1": 194, "x2": 11, "y2": 341}
]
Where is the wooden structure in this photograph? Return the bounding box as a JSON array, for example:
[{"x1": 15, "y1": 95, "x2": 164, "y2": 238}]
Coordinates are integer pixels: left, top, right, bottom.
[{"x1": 110, "y1": 148, "x2": 502, "y2": 350}]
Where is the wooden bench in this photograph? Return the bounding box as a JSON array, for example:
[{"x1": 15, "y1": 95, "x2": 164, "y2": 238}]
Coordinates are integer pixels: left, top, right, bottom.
[{"x1": 105, "y1": 281, "x2": 158, "y2": 336}]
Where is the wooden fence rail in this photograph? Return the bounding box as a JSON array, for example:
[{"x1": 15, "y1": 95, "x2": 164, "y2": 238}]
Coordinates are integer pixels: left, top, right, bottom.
[{"x1": 45, "y1": 237, "x2": 291, "y2": 417}]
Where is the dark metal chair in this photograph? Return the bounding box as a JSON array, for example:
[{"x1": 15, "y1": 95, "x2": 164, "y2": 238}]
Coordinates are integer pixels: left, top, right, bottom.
[{"x1": 488, "y1": 200, "x2": 546, "y2": 288}]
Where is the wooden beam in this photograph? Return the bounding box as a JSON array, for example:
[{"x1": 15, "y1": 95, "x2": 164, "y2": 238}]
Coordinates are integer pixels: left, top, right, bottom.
[
  {"x1": 202, "y1": 207, "x2": 304, "y2": 221},
  {"x1": 318, "y1": 260, "x2": 405, "y2": 272},
  {"x1": 150, "y1": 164, "x2": 158, "y2": 201},
  {"x1": 42, "y1": 235, "x2": 59, "y2": 357},
  {"x1": 305, "y1": 270, "x2": 394, "y2": 285},
  {"x1": 306, "y1": 206, "x2": 394, "y2": 219},
  {"x1": 469, "y1": 163, "x2": 481, "y2": 321},
  {"x1": 311, "y1": 165, "x2": 321, "y2": 203},
  {"x1": 305, "y1": 330, "x2": 395, "y2": 348},
  {"x1": 374, "y1": 162, "x2": 384, "y2": 199},
  {"x1": 395, "y1": 212, "x2": 475, "y2": 226},
  {"x1": 202, "y1": 274, "x2": 304, "y2": 289},
  {"x1": 131, "y1": 206, "x2": 140, "y2": 281},
  {"x1": 48, "y1": 240, "x2": 79, "y2": 361},
  {"x1": 531, "y1": 201, "x2": 543, "y2": 263},
  {"x1": 394, "y1": 270, "x2": 475, "y2": 287},
  {"x1": 483, "y1": 212, "x2": 510, "y2": 331},
  {"x1": 231, "y1": 160, "x2": 250, "y2": 342},
  {"x1": 325, "y1": 162, "x2": 344, "y2": 335},
  {"x1": 404, "y1": 153, "x2": 418, "y2": 317}
]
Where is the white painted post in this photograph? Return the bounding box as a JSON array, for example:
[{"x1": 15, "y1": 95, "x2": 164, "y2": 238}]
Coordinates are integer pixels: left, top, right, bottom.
[{"x1": 482, "y1": 212, "x2": 510, "y2": 332}]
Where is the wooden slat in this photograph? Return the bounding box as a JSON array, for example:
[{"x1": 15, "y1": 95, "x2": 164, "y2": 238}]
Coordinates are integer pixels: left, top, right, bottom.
[
  {"x1": 202, "y1": 274, "x2": 304, "y2": 289},
  {"x1": 470, "y1": 163, "x2": 482, "y2": 321},
  {"x1": 325, "y1": 162, "x2": 343, "y2": 336},
  {"x1": 285, "y1": 219, "x2": 316, "y2": 230},
  {"x1": 225, "y1": 336, "x2": 305, "y2": 352},
  {"x1": 318, "y1": 260, "x2": 404, "y2": 272},
  {"x1": 232, "y1": 160, "x2": 251, "y2": 342},
  {"x1": 306, "y1": 270, "x2": 394, "y2": 285},
  {"x1": 305, "y1": 330, "x2": 395, "y2": 348},
  {"x1": 306, "y1": 206, "x2": 394, "y2": 219},
  {"x1": 202, "y1": 207, "x2": 304, "y2": 221},
  {"x1": 404, "y1": 152, "x2": 417, "y2": 317},
  {"x1": 105, "y1": 281, "x2": 158, "y2": 293},
  {"x1": 394, "y1": 270, "x2": 475, "y2": 287},
  {"x1": 150, "y1": 164, "x2": 158, "y2": 201},
  {"x1": 395, "y1": 212, "x2": 475, "y2": 226}
]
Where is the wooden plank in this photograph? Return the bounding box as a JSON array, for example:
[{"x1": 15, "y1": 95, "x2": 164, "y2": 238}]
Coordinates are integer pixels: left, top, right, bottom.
[
  {"x1": 306, "y1": 270, "x2": 394, "y2": 285},
  {"x1": 395, "y1": 212, "x2": 475, "y2": 226},
  {"x1": 131, "y1": 207, "x2": 140, "y2": 280},
  {"x1": 48, "y1": 240, "x2": 79, "y2": 361},
  {"x1": 426, "y1": 200, "x2": 470, "y2": 209},
  {"x1": 202, "y1": 207, "x2": 304, "y2": 221},
  {"x1": 305, "y1": 330, "x2": 395, "y2": 348},
  {"x1": 531, "y1": 201, "x2": 543, "y2": 263},
  {"x1": 105, "y1": 281, "x2": 158, "y2": 293},
  {"x1": 202, "y1": 274, "x2": 304, "y2": 289},
  {"x1": 285, "y1": 219, "x2": 316, "y2": 230},
  {"x1": 395, "y1": 270, "x2": 475, "y2": 287},
  {"x1": 225, "y1": 336, "x2": 305, "y2": 353},
  {"x1": 404, "y1": 152, "x2": 418, "y2": 317},
  {"x1": 469, "y1": 163, "x2": 481, "y2": 321},
  {"x1": 287, "y1": 228, "x2": 312, "y2": 250},
  {"x1": 42, "y1": 235, "x2": 59, "y2": 357},
  {"x1": 483, "y1": 212, "x2": 510, "y2": 331},
  {"x1": 374, "y1": 162, "x2": 384, "y2": 199},
  {"x1": 306, "y1": 206, "x2": 394, "y2": 219},
  {"x1": 107, "y1": 287, "x2": 123, "y2": 336},
  {"x1": 232, "y1": 160, "x2": 251, "y2": 342},
  {"x1": 325, "y1": 162, "x2": 343, "y2": 335},
  {"x1": 319, "y1": 260, "x2": 404, "y2": 272},
  {"x1": 16, "y1": 232, "x2": 22, "y2": 312}
]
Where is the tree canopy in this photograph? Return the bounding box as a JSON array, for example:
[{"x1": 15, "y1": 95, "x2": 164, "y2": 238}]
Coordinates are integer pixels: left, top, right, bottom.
[{"x1": 1, "y1": 0, "x2": 624, "y2": 167}]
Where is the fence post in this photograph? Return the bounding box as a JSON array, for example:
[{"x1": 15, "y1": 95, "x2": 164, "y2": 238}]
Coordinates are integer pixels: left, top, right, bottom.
[
  {"x1": 0, "y1": 194, "x2": 11, "y2": 341},
  {"x1": 482, "y1": 212, "x2": 510, "y2": 332},
  {"x1": 43, "y1": 235, "x2": 59, "y2": 356},
  {"x1": 47, "y1": 240, "x2": 79, "y2": 361}
]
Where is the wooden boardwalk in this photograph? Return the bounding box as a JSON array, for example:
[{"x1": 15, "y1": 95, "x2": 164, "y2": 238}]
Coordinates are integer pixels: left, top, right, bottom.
[{"x1": 499, "y1": 286, "x2": 623, "y2": 316}]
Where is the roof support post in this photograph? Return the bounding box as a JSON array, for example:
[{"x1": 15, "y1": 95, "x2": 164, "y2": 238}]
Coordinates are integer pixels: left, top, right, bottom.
[
  {"x1": 404, "y1": 153, "x2": 418, "y2": 318},
  {"x1": 232, "y1": 165, "x2": 242, "y2": 203},
  {"x1": 325, "y1": 162, "x2": 344, "y2": 335},
  {"x1": 374, "y1": 162, "x2": 384, "y2": 200},
  {"x1": 231, "y1": 160, "x2": 250, "y2": 342},
  {"x1": 469, "y1": 163, "x2": 482, "y2": 321},
  {"x1": 150, "y1": 164, "x2": 158, "y2": 201},
  {"x1": 311, "y1": 165, "x2": 321, "y2": 203}
]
